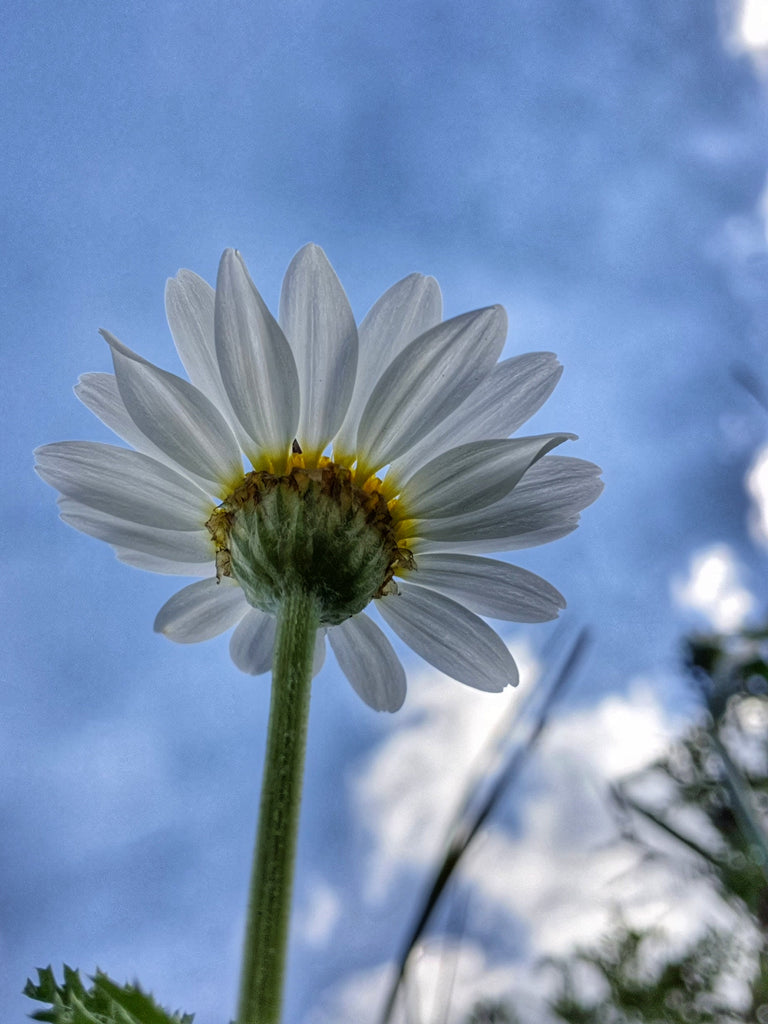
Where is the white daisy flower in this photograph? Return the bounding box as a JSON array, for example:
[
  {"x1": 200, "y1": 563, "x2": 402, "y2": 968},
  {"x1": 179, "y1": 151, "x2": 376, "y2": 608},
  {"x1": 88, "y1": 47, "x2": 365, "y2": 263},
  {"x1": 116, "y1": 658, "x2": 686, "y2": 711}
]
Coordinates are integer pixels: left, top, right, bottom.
[{"x1": 35, "y1": 246, "x2": 602, "y2": 712}]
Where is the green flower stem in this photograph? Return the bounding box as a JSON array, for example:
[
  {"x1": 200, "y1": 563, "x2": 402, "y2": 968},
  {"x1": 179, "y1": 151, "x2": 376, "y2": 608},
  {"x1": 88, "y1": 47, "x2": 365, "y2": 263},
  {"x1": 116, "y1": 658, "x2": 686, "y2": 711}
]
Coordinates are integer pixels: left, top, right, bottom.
[{"x1": 236, "y1": 588, "x2": 319, "y2": 1024}]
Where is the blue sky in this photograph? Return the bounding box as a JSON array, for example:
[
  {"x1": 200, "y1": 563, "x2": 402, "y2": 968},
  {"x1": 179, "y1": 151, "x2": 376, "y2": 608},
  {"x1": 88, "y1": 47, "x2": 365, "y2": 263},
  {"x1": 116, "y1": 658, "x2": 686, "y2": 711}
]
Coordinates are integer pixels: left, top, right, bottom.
[{"x1": 4, "y1": 1, "x2": 768, "y2": 1022}]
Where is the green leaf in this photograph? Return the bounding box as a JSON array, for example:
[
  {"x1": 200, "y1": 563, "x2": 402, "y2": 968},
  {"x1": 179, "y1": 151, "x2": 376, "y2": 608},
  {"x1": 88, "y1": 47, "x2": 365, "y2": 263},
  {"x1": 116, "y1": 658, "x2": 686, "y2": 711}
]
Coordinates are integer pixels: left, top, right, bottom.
[{"x1": 23, "y1": 967, "x2": 195, "y2": 1024}]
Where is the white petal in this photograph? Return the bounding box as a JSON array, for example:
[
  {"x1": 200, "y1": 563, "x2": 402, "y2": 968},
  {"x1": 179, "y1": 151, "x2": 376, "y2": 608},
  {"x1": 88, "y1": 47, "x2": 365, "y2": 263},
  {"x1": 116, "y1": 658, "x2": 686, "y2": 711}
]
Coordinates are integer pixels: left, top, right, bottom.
[
  {"x1": 103, "y1": 331, "x2": 243, "y2": 491},
  {"x1": 230, "y1": 608, "x2": 277, "y2": 675},
  {"x1": 215, "y1": 249, "x2": 299, "y2": 462},
  {"x1": 415, "y1": 521, "x2": 582, "y2": 556},
  {"x1": 412, "y1": 456, "x2": 603, "y2": 551},
  {"x1": 377, "y1": 583, "x2": 518, "y2": 691},
  {"x1": 75, "y1": 372, "x2": 223, "y2": 492},
  {"x1": 35, "y1": 441, "x2": 213, "y2": 529},
  {"x1": 399, "y1": 434, "x2": 575, "y2": 520},
  {"x1": 58, "y1": 498, "x2": 214, "y2": 564},
  {"x1": 328, "y1": 613, "x2": 406, "y2": 712},
  {"x1": 279, "y1": 244, "x2": 358, "y2": 458},
  {"x1": 165, "y1": 270, "x2": 218, "y2": 400},
  {"x1": 334, "y1": 274, "x2": 442, "y2": 457},
  {"x1": 166, "y1": 270, "x2": 257, "y2": 451},
  {"x1": 476, "y1": 352, "x2": 562, "y2": 435},
  {"x1": 356, "y1": 306, "x2": 507, "y2": 475},
  {"x1": 154, "y1": 577, "x2": 248, "y2": 643},
  {"x1": 76, "y1": 372, "x2": 168, "y2": 458},
  {"x1": 116, "y1": 548, "x2": 213, "y2": 576},
  {"x1": 230, "y1": 609, "x2": 326, "y2": 677},
  {"x1": 388, "y1": 353, "x2": 562, "y2": 483},
  {"x1": 403, "y1": 553, "x2": 565, "y2": 622}
]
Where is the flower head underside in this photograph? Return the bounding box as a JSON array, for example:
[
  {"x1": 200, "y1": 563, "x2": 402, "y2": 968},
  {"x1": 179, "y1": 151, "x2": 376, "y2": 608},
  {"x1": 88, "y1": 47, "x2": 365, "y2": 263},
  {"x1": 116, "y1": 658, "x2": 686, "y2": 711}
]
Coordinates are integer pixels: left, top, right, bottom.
[{"x1": 35, "y1": 245, "x2": 603, "y2": 711}]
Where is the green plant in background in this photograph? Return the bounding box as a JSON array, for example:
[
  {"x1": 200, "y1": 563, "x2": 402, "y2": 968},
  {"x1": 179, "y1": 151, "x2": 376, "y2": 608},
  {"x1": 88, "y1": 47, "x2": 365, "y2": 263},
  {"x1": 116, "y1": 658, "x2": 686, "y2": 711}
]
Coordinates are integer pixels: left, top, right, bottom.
[
  {"x1": 545, "y1": 925, "x2": 755, "y2": 1024},
  {"x1": 24, "y1": 966, "x2": 195, "y2": 1024},
  {"x1": 464, "y1": 1002, "x2": 520, "y2": 1024},
  {"x1": 456, "y1": 625, "x2": 768, "y2": 1024}
]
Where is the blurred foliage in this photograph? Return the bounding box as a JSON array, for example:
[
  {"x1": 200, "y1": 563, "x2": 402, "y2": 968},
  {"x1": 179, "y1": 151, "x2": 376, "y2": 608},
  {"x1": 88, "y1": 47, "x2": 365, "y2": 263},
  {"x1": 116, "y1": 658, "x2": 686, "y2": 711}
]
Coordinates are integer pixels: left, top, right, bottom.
[
  {"x1": 24, "y1": 965, "x2": 196, "y2": 1024},
  {"x1": 461, "y1": 625, "x2": 768, "y2": 1024},
  {"x1": 464, "y1": 1002, "x2": 520, "y2": 1024},
  {"x1": 545, "y1": 925, "x2": 755, "y2": 1024}
]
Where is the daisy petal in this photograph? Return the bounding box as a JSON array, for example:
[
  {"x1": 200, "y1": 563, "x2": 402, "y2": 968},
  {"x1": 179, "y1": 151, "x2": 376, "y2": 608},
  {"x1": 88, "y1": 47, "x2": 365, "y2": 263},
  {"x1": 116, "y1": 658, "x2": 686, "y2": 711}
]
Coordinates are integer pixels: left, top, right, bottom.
[
  {"x1": 334, "y1": 273, "x2": 442, "y2": 457},
  {"x1": 377, "y1": 582, "x2": 518, "y2": 691},
  {"x1": 116, "y1": 548, "x2": 214, "y2": 576},
  {"x1": 166, "y1": 270, "x2": 255, "y2": 451},
  {"x1": 476, "y1": 352, "x2": 562, "y2": 436},
  {"x1": 521, "y1": 456, "x2": 605, "y2": 511},
  {"x1": 279, "y1": 244, "x2": 358, "y2": 459},
  {"x1": 76, "y1": 371, "x2": 226, "y2": 493},
  {"x1": 165, "y1": 270, "x2": 218, "y2": 400},
  {"x1": 35, "y1": 441, "x2": 213, "y2": 529},
  {"x1": 154, "y1": 577, "x2": 248, "y2": 643},
  {"x1": 103, "y1": 331, "x2": 243, "y2": 491},
  {"x1": 58, "y1": 498, "x2": 214, "y2": 564},
  {"x1": 413, "y1": 456, "x2": 603, "y2": 550},
  {"x1": 356, "y1": 305, "x2": 508, "y2": 475},
  {"x1": 76, "y1": 373, "x2": 169, "y2": 459},
  {"x1": 400, "y1": 434, "x2": 575, "y2": 520},
  {"x1": 419, "y1": 521, "x2": 583, "y2": 555},
  {"x1": 388, "y1": 353, "x2": 562, "y2": 482},
  {"x1": 328, "y1": 613, "x2": 406, "y2": 712},
  {"x1": 215, "y1": 249, "x2": 299, "y2": 462},
  {"x1": 230, "y1": 608, "x2": 277, "y2": 675},
  {"x1": 404, "y1": 553, "x2": 565, "y2": 622}
]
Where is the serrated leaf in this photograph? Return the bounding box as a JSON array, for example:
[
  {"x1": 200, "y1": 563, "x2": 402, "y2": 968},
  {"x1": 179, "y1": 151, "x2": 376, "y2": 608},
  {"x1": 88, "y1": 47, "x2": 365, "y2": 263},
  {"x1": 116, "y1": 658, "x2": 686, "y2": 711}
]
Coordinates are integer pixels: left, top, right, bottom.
[
  {"x1": 93, "y1": 974, "x2": 195, "y2": 1024},
  {"x1": 24, "y1": 966, "x2": 194, "y2": 1024}
]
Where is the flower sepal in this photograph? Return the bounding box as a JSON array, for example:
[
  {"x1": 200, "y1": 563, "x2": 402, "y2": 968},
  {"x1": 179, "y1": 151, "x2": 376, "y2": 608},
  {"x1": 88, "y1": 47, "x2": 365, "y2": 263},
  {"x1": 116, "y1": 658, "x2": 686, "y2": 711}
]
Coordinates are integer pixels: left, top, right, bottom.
[{"x1": 212, "y1": 461, "x2": 412, "y2": 626}]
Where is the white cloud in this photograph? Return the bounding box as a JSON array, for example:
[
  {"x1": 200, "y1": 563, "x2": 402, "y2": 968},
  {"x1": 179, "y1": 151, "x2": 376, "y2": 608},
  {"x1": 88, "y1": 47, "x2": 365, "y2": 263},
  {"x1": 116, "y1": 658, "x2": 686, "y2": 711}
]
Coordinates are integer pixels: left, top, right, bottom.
[
  {"x1": 305, "y1": 938, "x2": 565, "y2": 1024},
  {"x1": 459, "y1": 682, "x2": 687, "y2": 958},
  {"x1": 355, "y1": 672, "x2": 680, "y2": 906},
  {"x1": 748, "y1": 443, "x2": 768, "y2": 546},
  {"x1": 737, "y1": 0, "x2": 768, "y2": 51},
  {"x1": 320, "y1": 680, "x2": 745, "y2": 1023},
  {"x1": 298, "y1": 878, "x2": 342, "y2": 948},
  {"x1": 723, "y1": 0, "x2": 768, "y2": 67},
  {"x1": 671, "y1": 543, "x2": 755, "y2": 632},
  {"x1": 351, "y1": 639, "x2": 538, "y2": 899}
]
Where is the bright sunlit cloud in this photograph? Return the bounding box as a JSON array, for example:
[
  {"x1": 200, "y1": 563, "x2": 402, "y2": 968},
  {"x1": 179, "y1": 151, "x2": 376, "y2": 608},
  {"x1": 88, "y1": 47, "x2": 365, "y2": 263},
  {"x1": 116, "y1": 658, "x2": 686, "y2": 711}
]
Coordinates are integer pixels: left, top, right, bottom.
[
  {"x1": 737, "y1": 0, "x2": 768, "y2": 51},
  {"x1": 747, "y1": 443, "x2": 768, "y2": 545},
  {"x1": 306, "y1": 939, "x2": 545, "y2": 1024},
  {"x1": 724, "y1": 0, "x2": 768, "y2": 68},
  {"x1": 671, "y1": 543, "x2": 755, "y2": 632},
  {"x1": 298, "y1": 879, "x2": 342, "y2": 948},
  {"x1": 354, "y1": 671, "x2": 677, "y2": 907},
  {"x1": 351, "y1": 639, "x2": 537, "y2": 900},
  {"x1": 459, "y1": 681, "x2": 685, "y2": 952},
  {"x1": 317, "y1": 683, "x2": 720, "y2": 1023}
]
